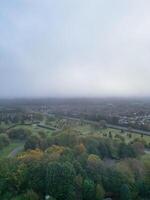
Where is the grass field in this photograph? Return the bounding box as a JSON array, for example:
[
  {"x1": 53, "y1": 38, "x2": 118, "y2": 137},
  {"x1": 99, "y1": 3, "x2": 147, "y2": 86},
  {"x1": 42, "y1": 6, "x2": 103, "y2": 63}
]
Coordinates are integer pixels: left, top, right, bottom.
[
  {"x1": 103, "y1": 128, "x2": 150, "y2": 143},
  {"x1": 0, "y1": 123, "x2": 55, "y2": 158},
  {"x1": 0, "y1": 142, "x2": 23, "y2": 159},
  {"x1": 74, "y1": 124, "x2": 150, "y2": 144},
  {"x1": 0, "y1": 122, "x2": 15, "y2": 130},
  {"x1": 9, "y1": 124, "x2": 54, "y2": 136}
]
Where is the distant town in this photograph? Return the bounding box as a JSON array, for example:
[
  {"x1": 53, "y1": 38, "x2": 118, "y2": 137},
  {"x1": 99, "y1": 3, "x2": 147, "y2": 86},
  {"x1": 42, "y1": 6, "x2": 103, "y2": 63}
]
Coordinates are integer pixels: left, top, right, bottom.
[{"x1": 1, "y1": 98, "x2": 150, "y2": 132}]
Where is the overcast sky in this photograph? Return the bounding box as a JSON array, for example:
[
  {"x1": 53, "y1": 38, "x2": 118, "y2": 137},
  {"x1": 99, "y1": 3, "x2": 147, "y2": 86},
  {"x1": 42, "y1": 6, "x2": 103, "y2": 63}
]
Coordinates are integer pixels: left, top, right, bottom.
[{"x1": 0, "y1": 0, "x2": 150, "y2": 98}]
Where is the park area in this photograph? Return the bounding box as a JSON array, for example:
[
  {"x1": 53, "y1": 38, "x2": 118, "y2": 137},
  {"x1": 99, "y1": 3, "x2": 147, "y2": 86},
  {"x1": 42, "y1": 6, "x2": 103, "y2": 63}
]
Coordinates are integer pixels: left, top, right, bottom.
[
  {"x1": 0, "y1": 122, "x2": 56, "y2": 158},
  {"x1": 73, "y1": 123, "x2": 150, "y2": 144},
  {"x1": 0, "y1": 117, "x2": 150, "y2": 159}
]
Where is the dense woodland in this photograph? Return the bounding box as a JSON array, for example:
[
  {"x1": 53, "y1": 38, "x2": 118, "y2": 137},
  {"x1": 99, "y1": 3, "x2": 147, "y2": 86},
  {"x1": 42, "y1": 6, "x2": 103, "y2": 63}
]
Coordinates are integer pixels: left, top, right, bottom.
[{"x1": 0, "y1": 124, "x2": 150, "y2": 200}]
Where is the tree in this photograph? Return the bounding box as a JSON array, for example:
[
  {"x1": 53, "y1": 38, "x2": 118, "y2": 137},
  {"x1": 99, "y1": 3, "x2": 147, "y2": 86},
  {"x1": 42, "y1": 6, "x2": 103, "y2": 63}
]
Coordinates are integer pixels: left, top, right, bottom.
[
  {"x1": 114, "y1": 134, "x2": 125, "y2": 142},
  {"x1": 47, "y1": 161, "x2": 76, "y2": 200},
  {"x1": 83, "y1": 179, "x2": 95, "y2": 200},
  {"x1": 98, "y1": 139, "x2": 110, "y2": 158},
  {"x1": 38, "y1": 131, "x2": 46, "y2": 139},
  {"x1": 120, "y1": 184, "x2": 131, "y2": 200},
  {"x1": 86, "y1": 138, "x2": 99, "y2": 155},
  {"x1": 138, "y1": 180, "x2": 150, "y2": 199},
  {"x1": 46, "y1": 196, "x2": 56, "y2": 200},
  {"x1": 0, "y1": 126, "x2": 5, "y2": 134},
  {"x1": 33, "y1": 113, "x2": 43, "y2": 122},
  {"x1": 118, "y1": 143, "x2": 136, "y2": 158},
  {"x1": 23, "y1": 190, "x2": 39, "y2": 200},
  {"x1": 131, "y1": 142, "x2": 144, "y2": 155},
  {"x1": 86, "y1": 154, "x2": 103, "y2": 182},
  {"x1": 75, "y1": 175, "x2": 83, "y2": 188},
  {"x1": 109, "y1": 131, "x2": 112, "y2": 139},
  {"x1": 87, "y1": 154, "x2": 102, "y2": 170},
  {"x1": 102, "y1": 167, "x2": 128, "y2": 195},
  {"x1": 0, "y1": 158, "x2": 27, "y2": 197},
  {"x1": 120, "y1": 129, "x2": 124, "y2": 133},
  {"x1": 24, "y1": 135, "x2": 42, "y2": 150},
  {"x1": 11, "y1": 190, "x2": 39, "y2": 200},
  {"x1": 99, "y1": 120, "x2": 107, "y2": 129},
  {"x1": 46, "y1": 145, "x2": 66, "y2": 161},
  {"x1": 127, "y1": 133, "x2": 132, "y2": 138},
  {"x1": 74, "y1": 143, "x2": 86, "y2": 155},
  {"x1": 54, "y1": 131, "x2": 79, "y2": 147},
  {"x1": 95, "y1": 184, "x2": 105, "y2": 200},
  {"x1": 17, "y1": 150, "x2": 46, "y2": 195},
  {"x1": 72, "y1": 160, "x2": 85, "y2": 177}
]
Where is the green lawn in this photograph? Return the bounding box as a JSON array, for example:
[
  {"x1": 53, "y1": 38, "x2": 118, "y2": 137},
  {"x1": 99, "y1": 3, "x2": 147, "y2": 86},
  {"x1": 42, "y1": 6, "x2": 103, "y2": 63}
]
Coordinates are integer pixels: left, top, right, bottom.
[
  {"x1": 0, "y1": 122, "x2": 15, "y2": 130},
  {"x1": 74, "y1": 124, "x2": 94, "y2": 135},
  {"x1": 0, "y1": 123, "x2": 55, "y2": 159},
  {"x1": 0, "y1": 142, "x2": 23, "y2": 159},
  {"x1": 74, "y1": 124, "x2": 150, "y2": 144},
  {"x1": 0, "y1": 121, "x2": 58, "y2": 158},
  {"x1": 9, "y1": 124, "x2": 54, "y2": 136},
  {"x1": 102, "y1": 128, "x2": 150, "y2": 143}
]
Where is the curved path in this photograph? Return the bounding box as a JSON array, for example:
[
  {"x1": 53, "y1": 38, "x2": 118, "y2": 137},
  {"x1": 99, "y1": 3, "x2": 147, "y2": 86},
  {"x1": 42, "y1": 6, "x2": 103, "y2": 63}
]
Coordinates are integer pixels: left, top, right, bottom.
[{"x1": 8, "y1": 145, "x2": 24, "y2": 158}]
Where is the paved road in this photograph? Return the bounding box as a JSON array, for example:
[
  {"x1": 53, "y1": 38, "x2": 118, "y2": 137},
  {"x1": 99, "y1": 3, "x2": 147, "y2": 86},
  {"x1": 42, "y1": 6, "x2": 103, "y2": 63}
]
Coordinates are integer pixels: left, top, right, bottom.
[{"x1": 8, "y1": 146, "x2": 24, "y2": 158}]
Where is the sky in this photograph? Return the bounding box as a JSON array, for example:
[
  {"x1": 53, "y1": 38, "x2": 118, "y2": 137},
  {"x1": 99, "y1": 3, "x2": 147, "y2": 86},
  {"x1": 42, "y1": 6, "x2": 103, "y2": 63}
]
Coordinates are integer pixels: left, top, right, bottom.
[{"x1": 0, "y1": 0, "x2": 150, "y2": 98}]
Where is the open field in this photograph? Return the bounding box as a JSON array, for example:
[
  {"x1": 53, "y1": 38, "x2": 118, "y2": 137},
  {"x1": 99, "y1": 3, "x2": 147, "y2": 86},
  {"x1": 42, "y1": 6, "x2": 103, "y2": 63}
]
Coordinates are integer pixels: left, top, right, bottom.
[
  {"x1": 7, "y1": 124, "x2": 55, "y2": 137},
  {"x1": 0, "y1": 123, "x2": 56, "y2": 159},
  {"x1": 74, "y1": 124, "x2": 150, "y2": 144},
  {"x1": 47, "y1": 116, "x2": 150, "y2": 143},
  {"x1": 103, "y1": 128, "x2": 150, "y2": 143},
  {"x1": 0, "y1": 142, "x2": 23, "y2": 159},
  {"x1": 0, "y1": 122, "x2": 15, "y2": 130}
]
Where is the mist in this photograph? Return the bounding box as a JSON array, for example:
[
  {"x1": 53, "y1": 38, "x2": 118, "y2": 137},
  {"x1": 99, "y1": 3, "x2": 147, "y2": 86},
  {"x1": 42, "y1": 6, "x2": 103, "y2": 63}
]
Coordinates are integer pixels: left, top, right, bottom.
[{"x1": 0, "y1": 0, "x2": 150, "y2": 98}]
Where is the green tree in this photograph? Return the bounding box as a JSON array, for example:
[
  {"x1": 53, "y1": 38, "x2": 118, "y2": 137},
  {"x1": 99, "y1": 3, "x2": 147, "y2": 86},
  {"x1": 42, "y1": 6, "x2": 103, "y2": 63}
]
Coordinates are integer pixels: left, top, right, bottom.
[
  {"x1": 120, "y1": 184, "x2": 131, "y2": 200},
  {"x1": 99, "y1": 120, "x2": 107, "y2": 129},
  {"x1": 11, "y1": 190, "x2": 39, "y2": 200},
  {"x1": 47, "y1": 161, "x2": 76, "y2": 200},
  {"x1": 86, "y1": 154, "x2": 103, "y2": 182},
  {"x1": 102, "y1": 168, "x2": 128, "y2": 195},
  {"x1": 83, "y1": 179, "x2": 95, "y2": 200},
  {"x1": 24, "y1": 135, "x2": 42, "y2": 150},
  {"x1": 95, "y1": 184, "x2": 105, "y2": 200},
  {"x1": 109, "y1": 131, "x2": 112, "y2": 138},
  {"x1": 118, "y1": 143, "x2": 136, "y2": 158}
]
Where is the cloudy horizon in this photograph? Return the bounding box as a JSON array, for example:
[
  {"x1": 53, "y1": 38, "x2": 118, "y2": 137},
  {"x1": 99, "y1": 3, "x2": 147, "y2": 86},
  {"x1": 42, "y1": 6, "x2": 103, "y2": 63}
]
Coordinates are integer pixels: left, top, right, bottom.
[{"x1": 1, "y1": 0, "x2": 150, "y2": 98}]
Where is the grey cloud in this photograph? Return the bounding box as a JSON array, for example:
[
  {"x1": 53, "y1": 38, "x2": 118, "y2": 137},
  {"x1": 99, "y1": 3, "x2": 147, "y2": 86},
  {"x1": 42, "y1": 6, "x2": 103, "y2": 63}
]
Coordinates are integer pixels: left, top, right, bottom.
[{"x1": 0, "y1": 0, "x2": 150, "y2": 97}]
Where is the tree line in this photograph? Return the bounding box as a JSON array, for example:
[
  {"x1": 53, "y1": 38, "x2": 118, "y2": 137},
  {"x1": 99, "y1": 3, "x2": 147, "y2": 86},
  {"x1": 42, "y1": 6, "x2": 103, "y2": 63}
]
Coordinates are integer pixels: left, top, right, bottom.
[{"x1": 0, "y1": 128, "x2": 149, "y2": 200}]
